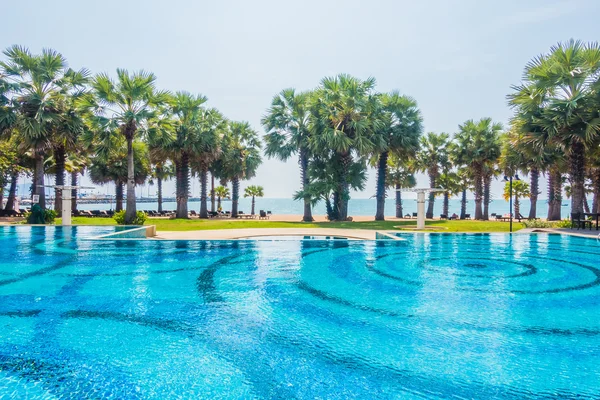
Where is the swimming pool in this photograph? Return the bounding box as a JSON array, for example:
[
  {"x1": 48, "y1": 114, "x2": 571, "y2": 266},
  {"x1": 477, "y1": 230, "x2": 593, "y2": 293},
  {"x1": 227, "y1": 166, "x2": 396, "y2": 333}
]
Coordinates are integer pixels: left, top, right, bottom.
[{"x1": 1, "y1": 227, "x2": 599, "y2": 399}]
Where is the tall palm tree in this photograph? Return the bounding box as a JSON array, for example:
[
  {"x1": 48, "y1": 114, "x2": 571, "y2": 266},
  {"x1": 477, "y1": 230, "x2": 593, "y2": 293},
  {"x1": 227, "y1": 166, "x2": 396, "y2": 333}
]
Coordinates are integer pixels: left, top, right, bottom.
[
  {"x1": 453, "y1": 118, "x2": 503, "y2": 220},
  {"x1": 214, "y1": 185, "x2": 229, "y2": 211},
  {"x1": 503, "y1": 180, "x2": 530, "y2": 218},
  {"x1": 1, "y1": 46, "x2": 87, "y2": 209},
  {"x1": 418, "y1": 132, "x2": 450, "y2": 218},
  {"x1": 509, "y1": 40, "x2": 600, "y2": 214},
  {"x1": 373, "y1": 92, "x2": 422, "y2": 220},
  {"x1": 89, "y1": 139, "x2": 150, "y2": 212},
  {"x1": 244, "y1": 185, "x2": 264, "y2": 215},
  {"x1": 218, "y1": 121, "x2": 262, "y2": 217},
  {"x1": 308, "y1": 74, "x2": 379, "y2": 221},
  {"x1": 262, "y1": 89, "x2": 314, "y2": 222},
  {"x1": 438, "y1": 171, "x2": 459, "y2": 217},
  {"x1": 147, "y1": 92, "x2": 210, "y2": 219},
  {"x1": 84, "y1": 69, "x2": 168, "y2": 223},
  {"x1": 192, "y1": 108, "x2": 224, "y2": 218},
  {"x1": 386, "y1": 154, "x2": 417, "y2": 218}
]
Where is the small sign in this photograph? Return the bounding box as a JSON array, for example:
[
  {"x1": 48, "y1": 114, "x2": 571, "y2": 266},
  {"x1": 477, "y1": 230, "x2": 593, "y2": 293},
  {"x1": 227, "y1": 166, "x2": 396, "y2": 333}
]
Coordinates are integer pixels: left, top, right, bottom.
[{"x1": 32, "y1": 195, "x2": 39, "y2": 204}]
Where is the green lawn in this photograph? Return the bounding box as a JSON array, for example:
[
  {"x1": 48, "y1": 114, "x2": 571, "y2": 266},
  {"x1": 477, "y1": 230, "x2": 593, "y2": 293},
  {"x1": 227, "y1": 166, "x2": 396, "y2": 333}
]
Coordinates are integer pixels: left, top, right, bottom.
[{"x1": 55, "y1": 217, "x2": 524, "y2": 232}]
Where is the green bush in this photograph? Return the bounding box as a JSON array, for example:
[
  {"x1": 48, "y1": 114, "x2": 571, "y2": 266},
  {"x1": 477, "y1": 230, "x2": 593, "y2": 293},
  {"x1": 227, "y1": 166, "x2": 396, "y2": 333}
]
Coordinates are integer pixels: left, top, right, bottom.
[
  {"x1": 522, "y1": 219, "x2": 571, "y2": 229},
  {"x1": 113, "y1": 210, "x2": 147, "y2": 225},
  {"x1": 555, "y1": 219, "x2": 572, "y2": 228},
  {"x1": 522, "y1": 220, "x2": 556, "y2": 228},
  {"x1": 25, "y1": 205, "x2": 56, "y2": 224}
]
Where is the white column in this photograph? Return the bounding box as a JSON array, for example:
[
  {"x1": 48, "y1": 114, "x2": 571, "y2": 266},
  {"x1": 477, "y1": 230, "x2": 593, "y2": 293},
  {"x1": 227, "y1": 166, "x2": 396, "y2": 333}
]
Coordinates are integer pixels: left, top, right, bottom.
[
  {"x1": 417, "y1": 191, "x2": 426, "y2": 229},
  {"x1": 62, "y1": 187, "x2": 71, "y2": 226}
]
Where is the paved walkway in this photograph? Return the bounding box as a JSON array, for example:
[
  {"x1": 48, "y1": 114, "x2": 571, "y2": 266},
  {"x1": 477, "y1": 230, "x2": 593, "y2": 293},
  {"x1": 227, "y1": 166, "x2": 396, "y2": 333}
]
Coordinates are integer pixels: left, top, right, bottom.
[{"x1": 155, "y1": 228, "x2": 380, "y2": 240}]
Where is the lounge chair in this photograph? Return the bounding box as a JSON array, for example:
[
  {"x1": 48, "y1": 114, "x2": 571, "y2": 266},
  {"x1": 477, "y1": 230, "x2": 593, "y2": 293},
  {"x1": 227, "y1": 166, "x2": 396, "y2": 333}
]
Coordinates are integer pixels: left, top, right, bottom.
[
  {"x1": 404, "y1": 214, "x2": 411, "y2": 219},
  {"x1": 464, "y1": 214, "x2": 471, "y2": 220},
  {"x1": 412, "y1": 212, "x2": 417, "y2": 218},
  {"x1": 440, "y1": 214, "x2": 448, "y2": 220},
  {"x1": 267, "y1": 211, "x2": 272, "y2": 215},
  {"x1": 571, "y1": 212, "x2": 592, "y2": 230},
  {"x1": 259, "y1": 210, "x2": 269, "y2": 220}
]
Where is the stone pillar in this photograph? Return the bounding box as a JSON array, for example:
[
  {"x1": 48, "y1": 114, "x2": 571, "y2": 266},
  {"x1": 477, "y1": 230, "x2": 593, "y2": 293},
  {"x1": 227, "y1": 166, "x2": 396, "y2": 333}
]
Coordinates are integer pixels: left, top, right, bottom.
[
  {"x1": 417, "y1": 191, "x2": 426, "y2": 229},
  {"x1": 62, "y1": 187, "x2": 72, "y2": 226}
]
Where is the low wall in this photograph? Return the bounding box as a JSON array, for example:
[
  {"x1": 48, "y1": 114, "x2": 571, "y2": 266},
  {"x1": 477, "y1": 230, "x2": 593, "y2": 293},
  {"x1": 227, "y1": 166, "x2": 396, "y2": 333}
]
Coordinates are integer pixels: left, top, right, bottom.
[{"x1": 94, "y1": 225, "x2": 156, "y2": 240}]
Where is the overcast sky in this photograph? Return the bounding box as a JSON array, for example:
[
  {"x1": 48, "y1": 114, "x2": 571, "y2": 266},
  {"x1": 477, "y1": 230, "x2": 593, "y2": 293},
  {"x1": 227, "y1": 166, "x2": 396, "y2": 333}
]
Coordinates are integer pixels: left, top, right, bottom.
[{"x1": 3, "y1": 0, "x2": 599, "y2": 200}]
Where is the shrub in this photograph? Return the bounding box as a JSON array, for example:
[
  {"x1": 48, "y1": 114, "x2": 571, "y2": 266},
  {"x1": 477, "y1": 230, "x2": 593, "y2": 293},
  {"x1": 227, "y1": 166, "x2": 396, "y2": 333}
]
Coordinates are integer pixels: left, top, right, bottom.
[
  {"x1": 522, "y1": 219, "x2": 571, "y2": 229},
  {"x1": 25, "y1": 205, "x2": 56, "y2": 224},
  {"x1": 113, "y1": 210, "x2": 146, "y2": 225},
  {"x1": 554, "y1": 219, "x2": 572, "y2": 228},
  {"x1": 522, "y1": 220, "x2": 556, "y2": 228}
]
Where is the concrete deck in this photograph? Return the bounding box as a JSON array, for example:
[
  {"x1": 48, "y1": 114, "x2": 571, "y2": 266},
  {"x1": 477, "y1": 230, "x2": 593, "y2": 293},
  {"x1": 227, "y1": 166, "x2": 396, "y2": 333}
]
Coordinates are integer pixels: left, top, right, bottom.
[{"x1": 155, "y1": 228, "x2": 380, "y2": 240}]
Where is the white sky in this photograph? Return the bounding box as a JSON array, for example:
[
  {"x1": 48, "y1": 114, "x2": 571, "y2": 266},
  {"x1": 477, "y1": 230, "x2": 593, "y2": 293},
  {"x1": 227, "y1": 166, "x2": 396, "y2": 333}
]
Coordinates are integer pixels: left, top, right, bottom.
[{"x1": 3, "y1": 0, "x2": 599, "y2": 200}]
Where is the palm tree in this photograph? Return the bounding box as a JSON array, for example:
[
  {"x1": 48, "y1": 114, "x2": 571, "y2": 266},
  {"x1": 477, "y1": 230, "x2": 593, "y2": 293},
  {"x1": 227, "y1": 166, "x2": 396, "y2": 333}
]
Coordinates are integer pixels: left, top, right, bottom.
[
  {"x1": 308, "y1": 74, "x2": 379, "y2": 221},
  {"x1": 509, "y1": 40, "x2": 600, "y2": 214},
  {"x1": 453, "y1": 118, "x2": 503, "y2": 220},
  {"x1": 373, "y1": 92, "x2": 422, "y2": 220},
  {"x1": 84, "y1": 69, "x2": 168, "y2": 223},
  {"x1": 418, "y1": 132, "x2": 450, "y2": 218},
  {"x1": 218, "y1": 121, "x2": 262, "y2": 217},
  {"x1": 214, "y1": 185, "x2": 229, "y2": 211},
  {"x1": 244, "y1": 185, "x2": 264, "y2": 215},
  {"x1": 151, "y1": 161, "x2": 173, "y2": 214},
  {"x1": 503, "y1": 180, "x2": 530, "y2": 218},
  {"x1": 192, "y1": 108, "x2": 224, "y2": 219},
  {"x1": 386, "y1": 154, "x2": 417, "y2": 218},
  {"x1": 438, "y1": 171, "x2": 459, "y2": 217},
  {"x1": 89, "y1": 139, "x2": 150, "y2": 212},
  {"x1": 455, "y1": 168, "x2": 472, "y2": 220},
  {"x1": 262, "y1": 89, "x2": 314, "y2": 222},
  {"x1": 1, "y1": 46, "x2": 87, "y2": 209}
]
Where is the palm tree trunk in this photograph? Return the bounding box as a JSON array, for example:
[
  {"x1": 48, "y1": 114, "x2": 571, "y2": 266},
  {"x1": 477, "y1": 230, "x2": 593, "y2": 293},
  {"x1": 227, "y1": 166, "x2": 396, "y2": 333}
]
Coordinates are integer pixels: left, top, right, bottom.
[
  {"x1": 199, "y1": 168, "x2": 208, "y2": 218},
  {"x1": 176, "y1": 154, "x2": 190, "y2": 219},
  {"x1": 34, "y1": 150, "x2": 45, "y2": 209},
  {"x1": 547, "y1": 169, "x2": 562, "y2": 221},
  {"x1": 592, "y1": 169, "x2": 600, "y2": 213},
  {"x1": 583, "y1": 195, "x2": 590, "y2": 214},
  {"x1": 528, "y1": 167, "x2": 539, "y2": 220},
  {"x1": 375, "y1": 151, "x2": 388, "y2": 221},
  {"x1": 251, "y1": 195, "x2": 256, "y2": 215},
  {"x1": 325, "y1": 196, "x2": 334, "y2": 221},
  {"x1": 569, "y1": 142, "x2": 585, "y2": 214},
  {"x1": 473, "y1": 165, "x2": 483, "y2": 220},
  {"x1": 483, "y1": 174, "x2": 491, "y2": 221},
  {"x1": 54, "y1": 145, "x2": 66, "y2": 217},
  {"x1": 125, "y1": 137, "x2": 137, "y2": 224},
  {"x1": 231, "y1": 177, "x2": 240, "y2": 217},
  {"x1": 157, "y1": 176, "x2": 163, "y2": 213},
  {"x1": 115, "y1": 182, "x2": 124, "y2": 212},
  {"x1": 210, "y1": 174, "x2": 215, "y2": 213},
  {"x1": 71, "y1": 171, "x2": 78, "y2": 213},
  {"x1": 299, "y1": 149, "x2": 313, "y2": 222},
  {"x1": 4, "y1": 172, "x2": 18, "y2": 211},
  {"x1": 443, "y1": 192, "x2": 449, "y2": 217},
  {"x1": 514, "y1": 196, "x2": 520, "y2": 218},
  {"x1": 460, "y1": 189, "x2": 467, "y2": 220},
  {"x1": 395, "y1": 183, "x2": 402, "y2": 218},
  {"x1": 426, "y1": 171, "x2": 435, "y2": 219},
  {"x1": 331, "y1": 192, "x2": 340, "y2": 221},
  {"x1": 338, "y1": 153, "x2": 351, "y2": 221},
  {"x1": 217, "y1": 195, "x2": 222, "y2": 211}
]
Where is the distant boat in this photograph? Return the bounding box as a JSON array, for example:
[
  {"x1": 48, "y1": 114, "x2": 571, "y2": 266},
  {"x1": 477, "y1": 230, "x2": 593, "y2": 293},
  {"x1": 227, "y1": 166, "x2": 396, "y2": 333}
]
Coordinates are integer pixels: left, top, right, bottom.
[{"x1": 562, "y1": 203, "x2": 568, "y2": 206}]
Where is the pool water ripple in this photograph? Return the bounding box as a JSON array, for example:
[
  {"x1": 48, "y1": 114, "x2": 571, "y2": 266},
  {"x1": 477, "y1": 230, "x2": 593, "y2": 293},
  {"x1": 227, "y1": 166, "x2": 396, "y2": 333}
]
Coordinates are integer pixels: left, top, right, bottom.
[{"x1": 0, "y1": 227, "x2": 599, "y2": 399}]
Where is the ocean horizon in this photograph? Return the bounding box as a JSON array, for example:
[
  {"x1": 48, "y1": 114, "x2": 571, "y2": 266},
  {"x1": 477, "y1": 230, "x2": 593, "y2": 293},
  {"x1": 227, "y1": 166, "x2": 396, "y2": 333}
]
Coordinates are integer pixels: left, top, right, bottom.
[{"x1": 73, "y1": 197, "x2": 571, "y2": 218}]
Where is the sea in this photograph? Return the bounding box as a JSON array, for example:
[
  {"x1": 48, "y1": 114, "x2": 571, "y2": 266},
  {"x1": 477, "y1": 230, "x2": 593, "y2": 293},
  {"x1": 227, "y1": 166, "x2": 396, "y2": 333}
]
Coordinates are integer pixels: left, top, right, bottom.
[{"x1": 76, "y1": 198, "x2": 570, "y2": 218}]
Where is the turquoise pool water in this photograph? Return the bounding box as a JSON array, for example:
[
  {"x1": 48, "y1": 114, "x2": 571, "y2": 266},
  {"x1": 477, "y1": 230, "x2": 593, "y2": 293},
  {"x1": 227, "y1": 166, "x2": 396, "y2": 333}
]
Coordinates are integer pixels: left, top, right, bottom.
[{"x1": 0, "y1": 227, "x2": 599, "y2": 399}]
